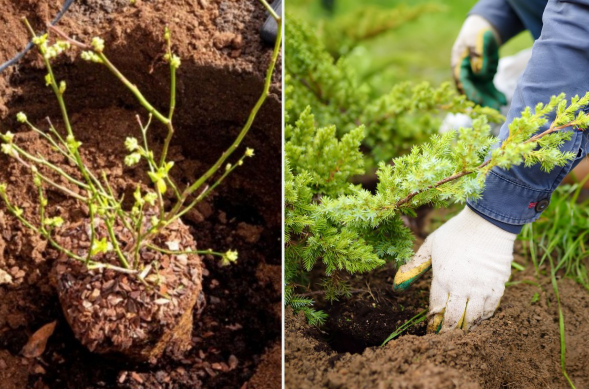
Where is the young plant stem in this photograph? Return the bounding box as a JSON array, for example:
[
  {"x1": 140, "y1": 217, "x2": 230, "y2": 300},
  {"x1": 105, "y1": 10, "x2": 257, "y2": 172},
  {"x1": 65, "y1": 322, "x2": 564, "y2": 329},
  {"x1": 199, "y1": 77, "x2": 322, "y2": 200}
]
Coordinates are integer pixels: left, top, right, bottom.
[
  {"x1": 172, "y1": 155, "x2": 247, "y2": 223},
  {"x1": 27, "y1": 120, "x2": 73, "y2": 162},
  {"x1": 24, "y1": 20, "x2": 105, "y2": 206},
  {"x1": 258, "y1": 0, "x2": 281, "y2": 21},
  {"x1": 12, "y1": 144, "x2": 90, "y2": 189},
  {"x1": 95, "y1": 51, "x2": 176, "y2": 168},
  {"x1": 103, "y1": 213, "x2": 130, "y2": 269},
  {"x1": 133, "y1": 204, "x2": 145, "y2": 267},
  {"x1": 96, "y1": 53, "x2": 170, "y2": 125},
  {"x1": 1, "y1": 189, "x2": 83, "y2": 262},
  {"x1": 170, "y1": 17, "x2": 283, "y2": 216},
  {"x1": 44, "y1": 117, "x2": 112, "y2": 199},
  {"x1": 146, "y1": 244, "x2": 225, "y2": 257},
  {"x1": 165, "y1": 27, "x2": 177, "y2": 164},
  {"x1": 381, "y1": 309, "x2": 427, "y2": 346},
  {"x1": 392, "y1": 119, "x2": 586, "y2": 209},
  {"x1": 549, "y1": 255, "x2": 577, "y2": 389},
  {"x1": 13, "y1": 154, "x2": 88, "y2": 201}
]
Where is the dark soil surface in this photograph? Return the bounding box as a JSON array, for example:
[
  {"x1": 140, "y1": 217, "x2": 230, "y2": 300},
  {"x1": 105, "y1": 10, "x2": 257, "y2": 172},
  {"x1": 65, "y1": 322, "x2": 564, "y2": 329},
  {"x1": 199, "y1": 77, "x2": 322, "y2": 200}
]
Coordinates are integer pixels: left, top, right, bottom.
[
  {"x1": 286, "y1": 245, "x2": 589, "y2": 389},
  {"x1": 0, "y1": 1, "x2": 281, "y2": 388},
  {"x1": 322, "y1": 266, "x2": 428, "y2": 354}
]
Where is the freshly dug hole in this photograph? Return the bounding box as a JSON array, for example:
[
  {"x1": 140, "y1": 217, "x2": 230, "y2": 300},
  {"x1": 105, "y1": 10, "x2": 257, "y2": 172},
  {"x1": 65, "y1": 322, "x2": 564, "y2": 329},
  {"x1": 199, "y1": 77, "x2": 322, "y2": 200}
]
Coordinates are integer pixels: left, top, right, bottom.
[
  {"x1": 323, "y1": 293, "x2": 427, "y2": 354},
  {"x1": 286, "y1": 265, "x2": 589, "y2": 389}
]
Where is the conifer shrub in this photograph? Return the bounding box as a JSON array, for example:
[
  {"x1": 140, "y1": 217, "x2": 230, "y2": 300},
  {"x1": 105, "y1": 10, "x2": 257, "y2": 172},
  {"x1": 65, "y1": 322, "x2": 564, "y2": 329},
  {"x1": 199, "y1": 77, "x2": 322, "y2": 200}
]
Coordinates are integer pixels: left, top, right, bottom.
[
  {"x1": 285, "y1": 15, "x2": 589, "y2": 324},
  {"x1": 285, "y1": 15, "x2": 503, "y2": 167}
]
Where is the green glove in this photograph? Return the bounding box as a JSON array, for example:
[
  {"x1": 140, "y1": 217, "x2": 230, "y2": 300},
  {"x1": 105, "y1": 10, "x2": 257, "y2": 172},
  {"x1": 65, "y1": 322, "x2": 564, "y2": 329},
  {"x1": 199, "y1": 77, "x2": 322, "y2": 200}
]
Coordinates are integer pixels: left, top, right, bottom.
[{"x1": 452, "y1": 15, "x2": 507, "y2": 110}]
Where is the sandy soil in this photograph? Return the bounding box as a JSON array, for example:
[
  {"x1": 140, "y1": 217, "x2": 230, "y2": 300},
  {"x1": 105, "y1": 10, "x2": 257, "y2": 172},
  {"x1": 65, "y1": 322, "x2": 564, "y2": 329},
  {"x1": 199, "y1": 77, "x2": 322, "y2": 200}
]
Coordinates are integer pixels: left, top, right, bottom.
[{"x1": 286, "y1": 261, "x2": 589, "y2": 389}]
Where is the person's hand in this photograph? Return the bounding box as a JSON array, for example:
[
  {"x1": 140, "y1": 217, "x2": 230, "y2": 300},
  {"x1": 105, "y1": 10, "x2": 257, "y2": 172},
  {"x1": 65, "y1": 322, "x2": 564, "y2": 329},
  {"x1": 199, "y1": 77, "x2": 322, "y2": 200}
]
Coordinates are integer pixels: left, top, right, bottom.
[
  {"x1": 260, "y1": 0, "x2": 282, "y2": 45},
  {"x1": 451, "y1": 15, "x2": 506, "y2": 110},
  {"x1": 393, "y1": 207, "x2": 516, "y2": 333}
]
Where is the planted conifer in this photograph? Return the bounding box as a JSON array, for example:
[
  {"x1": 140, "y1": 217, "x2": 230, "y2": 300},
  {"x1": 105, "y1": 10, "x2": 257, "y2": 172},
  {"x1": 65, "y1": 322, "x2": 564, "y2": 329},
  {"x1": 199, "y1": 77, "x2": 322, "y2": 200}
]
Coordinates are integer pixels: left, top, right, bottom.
[{"x1": 285, "y1": 15, "x2": 589, "y2": 324}]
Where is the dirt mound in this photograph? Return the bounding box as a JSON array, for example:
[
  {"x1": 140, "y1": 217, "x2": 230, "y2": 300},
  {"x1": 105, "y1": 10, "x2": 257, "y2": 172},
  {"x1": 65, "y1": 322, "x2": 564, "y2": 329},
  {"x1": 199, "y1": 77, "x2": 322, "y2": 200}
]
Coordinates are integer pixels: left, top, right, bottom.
[
  {"x1": 0, "y1": 0, "x2": 281, "y2": 388},
  {"x1": 286, "y1": 266, "x2": 589, "y2": 388}
]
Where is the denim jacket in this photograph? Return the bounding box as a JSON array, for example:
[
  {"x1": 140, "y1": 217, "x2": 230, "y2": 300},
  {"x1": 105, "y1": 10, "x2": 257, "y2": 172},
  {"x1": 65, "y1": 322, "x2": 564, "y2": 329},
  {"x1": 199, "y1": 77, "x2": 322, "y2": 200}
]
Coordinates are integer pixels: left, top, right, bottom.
[{"x1": 466, "y1": 0, "x2": 589, "y2": 233}]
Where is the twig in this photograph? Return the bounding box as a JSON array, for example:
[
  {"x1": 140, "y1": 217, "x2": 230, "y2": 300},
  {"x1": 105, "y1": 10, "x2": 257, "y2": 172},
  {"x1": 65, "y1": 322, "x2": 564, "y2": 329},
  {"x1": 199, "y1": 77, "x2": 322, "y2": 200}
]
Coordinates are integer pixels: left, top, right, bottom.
[{"x1": 392, "y1": 120, "x2": 584, "y2": 209}]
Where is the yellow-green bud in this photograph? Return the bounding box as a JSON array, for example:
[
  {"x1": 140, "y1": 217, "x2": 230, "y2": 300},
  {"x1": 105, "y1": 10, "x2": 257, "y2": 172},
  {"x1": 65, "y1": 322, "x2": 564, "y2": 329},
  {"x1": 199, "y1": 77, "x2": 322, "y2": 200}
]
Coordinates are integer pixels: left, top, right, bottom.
[
  {"x1": 2, "y1": 131, "x2": 14, "y2": 142},
  {"x1": 44, "y1": 217, "x2": 64, "y2": 228},
  {"x1": 66, "y1": 135, "x2": 82, "y2": 152},
  {"x1": 170, "y1": 54, "x2": 181, "y2": 69},
  {"x1": 156, "y1": 179, "x2": 167, "y2": 194},
  {"x1": 81, "y1": 51, "x2": 103, "y2": 64},
  {"x1": 1, "y1": 143, "x2": 15, "y2": 156},
  {"x1": 124, "y1": 137, "x2": 139, "y2": 151},
  {"x1": 125, "y1": 152, "x2": 141, "y2": 167},
  {"x1": 221, "y1": 249, "x2": 238, "y2": 266},
  {"x1": 144, "y1": 192, "x2": 157, "y2": 206},
  {"x1": 59, "y1": 80, "x2": 66, "y2": 95},
  {"x1": 90, "y1": 237, "x2": 113, "y2": 256},
  {"x1": 91, "y1": 37, "x2": 105, "y2": 52},
  {"x1": 150, "y1": 216, "x2": 160, "y2": 227},
  {"x1": 32, "y1": 34, "x2": 47, "y2": 46},
  {"x1": 16, "y1": 112, "x2": 27, "y2": 123}
]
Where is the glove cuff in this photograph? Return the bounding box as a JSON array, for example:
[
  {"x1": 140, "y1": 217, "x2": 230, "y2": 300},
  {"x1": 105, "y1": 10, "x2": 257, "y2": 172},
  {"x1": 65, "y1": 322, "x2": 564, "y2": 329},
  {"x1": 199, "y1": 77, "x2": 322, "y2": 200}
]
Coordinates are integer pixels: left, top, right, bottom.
[{"x1": 465, "y1": 14, "x2": 502, "y2": 46}]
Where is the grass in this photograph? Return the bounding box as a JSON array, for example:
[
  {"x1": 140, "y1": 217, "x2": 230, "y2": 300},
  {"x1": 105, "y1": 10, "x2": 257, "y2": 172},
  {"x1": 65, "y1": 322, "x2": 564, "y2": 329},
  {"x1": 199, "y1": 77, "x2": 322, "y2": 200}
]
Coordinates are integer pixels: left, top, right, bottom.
[
  {"x1": 520, "y1": 177, "x2": 589, "y2": 292},
  {"x1": 519, "y1": 175, "x2": 589, "y2": 389},
  {"x1": 381, "y1": 309, "x2": 427, "y2": 346}
]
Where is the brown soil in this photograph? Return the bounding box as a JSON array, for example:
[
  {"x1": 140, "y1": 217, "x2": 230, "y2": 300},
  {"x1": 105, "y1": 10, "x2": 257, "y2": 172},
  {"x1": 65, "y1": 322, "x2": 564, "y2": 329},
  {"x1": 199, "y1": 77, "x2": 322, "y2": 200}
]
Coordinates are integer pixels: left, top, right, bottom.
[
  {"x1": 0, "y1": 0, "x2": 281, "y2": 388},
  {"x1": 286, "y1": 258, "x2": 589, "y2": 389}
]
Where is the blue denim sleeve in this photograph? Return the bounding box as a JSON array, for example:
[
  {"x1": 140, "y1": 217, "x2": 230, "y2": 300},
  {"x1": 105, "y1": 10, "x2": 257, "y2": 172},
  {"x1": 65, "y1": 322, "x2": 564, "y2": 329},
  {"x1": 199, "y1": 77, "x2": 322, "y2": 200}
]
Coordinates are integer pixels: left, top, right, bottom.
[
  {"x1": 470, "y1": 0, "x2": 526, "y2": 43},
  {"x1": 467, "y1": 0, "x2": 589, "y2": 234}
]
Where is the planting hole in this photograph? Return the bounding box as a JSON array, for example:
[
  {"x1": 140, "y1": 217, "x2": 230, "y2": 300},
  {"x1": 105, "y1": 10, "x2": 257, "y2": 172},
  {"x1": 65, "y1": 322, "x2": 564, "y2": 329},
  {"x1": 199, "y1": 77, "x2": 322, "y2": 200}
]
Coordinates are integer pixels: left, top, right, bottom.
[{"x1": 322, "y1": 293, "x2": 427, "y2": 354}]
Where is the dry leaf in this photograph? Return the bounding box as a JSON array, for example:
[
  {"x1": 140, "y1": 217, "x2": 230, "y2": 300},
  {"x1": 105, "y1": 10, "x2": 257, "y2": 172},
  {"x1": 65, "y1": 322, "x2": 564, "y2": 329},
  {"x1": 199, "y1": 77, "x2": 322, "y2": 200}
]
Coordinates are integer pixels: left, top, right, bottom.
[{"x1": 21, "y1": 321, "x2": 57, "y2": 358}]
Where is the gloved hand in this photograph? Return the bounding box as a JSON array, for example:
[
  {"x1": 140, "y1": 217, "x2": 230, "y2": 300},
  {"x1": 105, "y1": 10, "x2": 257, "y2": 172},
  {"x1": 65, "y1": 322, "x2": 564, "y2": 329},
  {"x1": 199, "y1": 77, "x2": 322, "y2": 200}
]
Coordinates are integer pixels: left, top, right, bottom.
[
  {"x1": 393, "y1": 207, "x2": 516, "y2": 333},
  {"x1": 451, "y1": 15, "x2": 507, "y2": 110},
  {"x1": 260, "y1": 0, "x2": 282, "y2": 45}
]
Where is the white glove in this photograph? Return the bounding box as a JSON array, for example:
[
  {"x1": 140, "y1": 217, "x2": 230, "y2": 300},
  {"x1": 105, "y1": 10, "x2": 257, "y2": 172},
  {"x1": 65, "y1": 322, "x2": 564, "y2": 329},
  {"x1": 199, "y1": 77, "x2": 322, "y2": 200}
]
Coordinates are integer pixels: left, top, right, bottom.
[
  {"x1": 393, "y1": 207, "x2": 516, "y2": 333},
  {"x1": 451, "y1": 15, "x2": 501, "y2": 72}
]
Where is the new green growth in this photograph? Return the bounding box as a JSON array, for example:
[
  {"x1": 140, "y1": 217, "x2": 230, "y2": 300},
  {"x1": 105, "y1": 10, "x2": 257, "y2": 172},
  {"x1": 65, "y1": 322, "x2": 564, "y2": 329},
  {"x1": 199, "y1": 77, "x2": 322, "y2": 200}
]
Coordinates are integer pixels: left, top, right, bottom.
[{"x1": 0, "y1": 3, "x2": 282, "y2": 285}]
